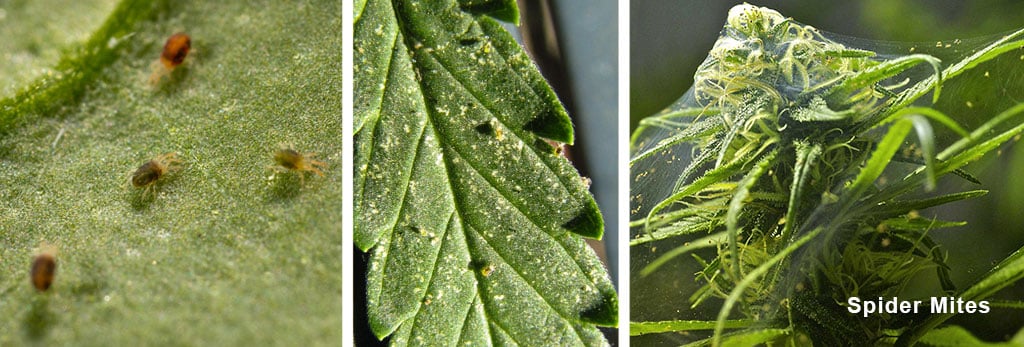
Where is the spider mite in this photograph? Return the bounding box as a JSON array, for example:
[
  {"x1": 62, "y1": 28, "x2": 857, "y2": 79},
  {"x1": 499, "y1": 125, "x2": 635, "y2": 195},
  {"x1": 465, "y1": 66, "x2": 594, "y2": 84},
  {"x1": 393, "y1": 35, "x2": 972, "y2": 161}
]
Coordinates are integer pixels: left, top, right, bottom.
[
  {"x1": 272, "y1": 146, "x2": 327, "y2": 185},
  {"x1": 480, "y1": 264, "x2": 496, "y2": 277},
  {"x1": 149, "y1": 32, "x2": 192, "y2": 84},
  {"x1": 31, "y1": 246, "x2": 58, "y2": 292},
  {"x1": 130, "y1": 152, "x2": 182, "y2": 196}
]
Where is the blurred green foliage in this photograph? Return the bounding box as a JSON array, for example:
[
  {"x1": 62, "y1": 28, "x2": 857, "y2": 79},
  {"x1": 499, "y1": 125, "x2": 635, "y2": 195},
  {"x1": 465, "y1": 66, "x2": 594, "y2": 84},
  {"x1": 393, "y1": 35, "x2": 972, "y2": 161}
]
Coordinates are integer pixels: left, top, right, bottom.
[{"x1": 0, "y1": 0, "x2": 117, "y2": 96}]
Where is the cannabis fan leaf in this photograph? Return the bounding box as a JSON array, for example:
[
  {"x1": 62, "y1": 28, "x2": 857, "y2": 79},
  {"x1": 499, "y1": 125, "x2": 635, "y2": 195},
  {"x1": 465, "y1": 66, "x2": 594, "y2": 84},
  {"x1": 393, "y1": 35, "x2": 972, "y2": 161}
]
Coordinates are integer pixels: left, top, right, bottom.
[{"x1": 354, "y1": 0, "x2": 617, "y2": 345}]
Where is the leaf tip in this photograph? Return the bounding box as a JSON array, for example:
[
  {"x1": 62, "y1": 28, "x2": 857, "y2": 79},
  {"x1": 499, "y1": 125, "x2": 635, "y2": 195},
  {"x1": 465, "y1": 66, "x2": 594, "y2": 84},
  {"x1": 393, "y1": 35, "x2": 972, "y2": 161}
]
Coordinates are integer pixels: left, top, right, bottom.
[
  {"x1": 461, "y1": 0, "x2": 520, "y2": 25},
  {"x1": 562, "y1": 199, "x2": 604, "y2": 239},
  {"x1": 578, "y1": 289, "x2": 618, "y2": 327},
  {"x1": 354, "y1": 227, "x2": 381, "y2": 252},
  {"x1": 524, "y1": 108, "x2": 573, "y2": 144}
]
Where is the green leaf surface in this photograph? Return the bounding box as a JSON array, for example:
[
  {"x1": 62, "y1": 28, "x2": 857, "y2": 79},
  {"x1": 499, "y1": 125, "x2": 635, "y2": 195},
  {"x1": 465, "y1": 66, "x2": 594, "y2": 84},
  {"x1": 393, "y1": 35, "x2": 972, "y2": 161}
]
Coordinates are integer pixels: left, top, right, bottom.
[
  {"x1": 725, "y1": 149, "x2": 779, "y2": 280},
  {"x1": 917, "y1": 326, "x2": 1024, "y2": 347},
  {"x1": 643, "y1": 157, "x2": 747, "y2": 235},
  {"x1": 824, "y1": 54, "x2": 942, "y2": 106},
  {"x1": 898, "y1": 245, "x2": 1024, "y2": 346},
  {"x1": 354, "y1": 0, "x2": 616, "y2": 345},
  {"x1": 778, "y1": 141, "x2": 821, "y2": 242},
  {"x1": 989, "y1": 300, "x2": 1024, "y2": 309},
  {"x1": 630, "y1": 319, "x2": 755, "y2": 336},
  {"x1": 719, "y1": 328, "x2": 790, "y2": 347},
  {"x1": 630, "y1": 218, "x2": 722, "y2": 246},
  {"x1": 887, "y1": 28, "x2": 1024, "y2": 116},
  {"x1": 638, "y1": 231, "x2": 727, "y2": 277},
  {"x1": 0, "y1": 0, "x2": 341, "y2": 345},
  {"x1": 629, "y1": 116, "x2": 723, "y2": 165},
  {"x1": 678, "y1": 328, "x2": 794, "y2": 347},
  {"x1": 837, "y1": 118, "x2": 913, "y2": 214}
]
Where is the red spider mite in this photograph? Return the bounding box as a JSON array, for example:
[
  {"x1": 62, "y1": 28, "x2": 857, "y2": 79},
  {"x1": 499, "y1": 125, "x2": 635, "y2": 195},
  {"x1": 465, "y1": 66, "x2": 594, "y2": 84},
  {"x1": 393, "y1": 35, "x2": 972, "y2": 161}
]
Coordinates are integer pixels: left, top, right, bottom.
[
  {"x1": 150, "y1": 32, "x2": 192, "y2": 84},
  {"x1": 31, "y1": 246, "x2": 58, "y2": 292}
]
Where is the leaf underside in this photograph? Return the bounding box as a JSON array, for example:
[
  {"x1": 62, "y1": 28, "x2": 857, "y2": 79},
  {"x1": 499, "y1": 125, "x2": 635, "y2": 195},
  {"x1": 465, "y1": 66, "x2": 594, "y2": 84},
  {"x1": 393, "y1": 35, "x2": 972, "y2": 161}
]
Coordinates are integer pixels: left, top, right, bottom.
[
  {"x1": 0, "y1": 0, "x2": 341, "y2": 344},
  {"x1": 355, "y1": 0, "x2": 616, "y2": 346}
]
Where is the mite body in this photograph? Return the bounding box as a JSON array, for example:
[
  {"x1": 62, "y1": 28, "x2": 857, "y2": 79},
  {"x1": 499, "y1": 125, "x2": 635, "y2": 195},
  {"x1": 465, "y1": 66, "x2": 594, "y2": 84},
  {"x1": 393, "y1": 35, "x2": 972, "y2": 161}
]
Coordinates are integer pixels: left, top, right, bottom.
[
  {"x1": 272, "y1": 146, "x2": 327, "y2": 185},
  {"x1": 481, "y1": 264, "x2": 496, "y2": 277},
  {"x1": 31, "y1": 251, "x2": 57, "y2": 292},
  {"x1": 160, "y1": 33, "x2": 191, "y2": 68},
  {"x1": 130, "y1": 152, "x2": 181, "y2": 196},
  {"x1": 149, "y1": 32, "x2": 192, "y2": 84}
]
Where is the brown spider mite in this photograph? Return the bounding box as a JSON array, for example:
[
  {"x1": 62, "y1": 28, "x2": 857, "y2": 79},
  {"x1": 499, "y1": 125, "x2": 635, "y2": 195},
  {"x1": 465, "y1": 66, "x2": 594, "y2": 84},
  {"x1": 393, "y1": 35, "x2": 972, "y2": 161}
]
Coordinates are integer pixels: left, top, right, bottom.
[
  {"x1": 272, "y1": 146, "x2": 327, "y2": 184},
  {"x1": 149, "y1": 32, "x2": 192, "y2": 84},
  {"x1": 130, "y1": 152, "x2": 182, "y2": 196},
  {"x1": 31, "y1": 245, "x2": 58, "y2": 292}
]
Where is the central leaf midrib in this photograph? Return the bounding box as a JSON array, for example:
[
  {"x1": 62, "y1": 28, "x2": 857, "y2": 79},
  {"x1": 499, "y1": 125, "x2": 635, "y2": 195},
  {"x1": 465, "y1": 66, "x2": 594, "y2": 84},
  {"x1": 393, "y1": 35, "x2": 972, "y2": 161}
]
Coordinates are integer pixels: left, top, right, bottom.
[
  {"x1": 402, "y1": 211, "x2": 461, "y2": 343},
  {"x1": 455, "y1": 294, "x2": 490, "y2": 345}
]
